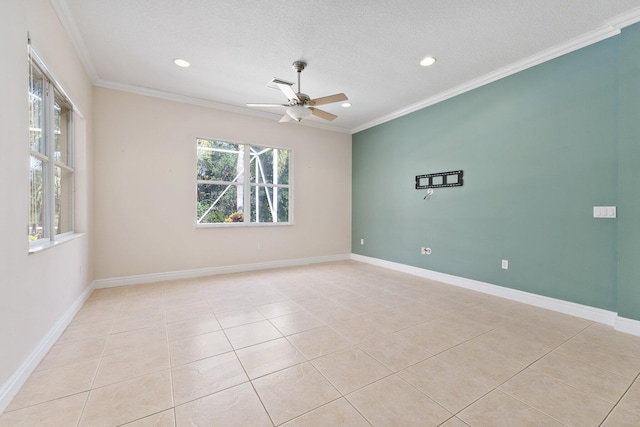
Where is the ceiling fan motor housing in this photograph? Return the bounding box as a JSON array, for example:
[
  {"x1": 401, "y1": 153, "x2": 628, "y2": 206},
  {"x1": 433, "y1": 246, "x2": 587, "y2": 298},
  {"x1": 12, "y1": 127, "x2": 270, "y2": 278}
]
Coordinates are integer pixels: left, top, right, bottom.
[
  {"x1": 296, "y1": 93, "x2": 310, "y2": 106},
  {"x1": 246, "y1": 60, "x2": 346, "y2": 122},
  {"x1": 292, "y1": 61, "x2": 306, "y2": 72}
]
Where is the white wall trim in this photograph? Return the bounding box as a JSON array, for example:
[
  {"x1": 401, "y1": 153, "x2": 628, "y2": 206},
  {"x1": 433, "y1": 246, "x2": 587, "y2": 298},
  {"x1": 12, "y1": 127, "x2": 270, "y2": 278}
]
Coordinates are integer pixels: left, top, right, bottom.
[
  {"x1": 93, "y1": 254, "x2": 352, "y2": 289},
  {"x1": 97, "y1": 78, "x2": 351, "y2": 134},
  {"x1": 352, "y1": 9, "x2": 640, "y2": 133},
  {"x1": 50, "y1": 0, "x2": 99, "y2": 82},
  {"x1": 93, "y1": 81, "x2": 350, "y2": 135},
  {"x1": 54, "y1": 0, "x2": 640, "y2": 136},
  {"x1": 0, "y1": 254, "x2": 349, "y2": 412},
  {"x1": 52, "y1": 0, "x2": 353, "y2": 133},
  {"x1": 3, "y1": 253, "x2": 637, "y2": 415},
  {"x1": 351, "y1": 254, "x2": 640, "y2": 336},
  {"x1": 608, "y1": 5, "x2": 640, "y2": 29},
  {"x1": 615, "y1": 317, "x2": 640, "y2": 336},
  {"x1": 351, "y1": 26, "x2": 622, "y2": 133},
  {"x1": 0, "y1": 282, "x2": 96, "y2": 414}
]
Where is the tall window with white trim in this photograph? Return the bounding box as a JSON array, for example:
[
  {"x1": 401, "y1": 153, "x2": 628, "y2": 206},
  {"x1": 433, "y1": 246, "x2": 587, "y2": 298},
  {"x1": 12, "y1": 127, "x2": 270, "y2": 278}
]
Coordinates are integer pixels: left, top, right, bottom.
[
  {"x1": 29, "y1": 54, "x2": 74, "y2": 246},
  {"x1": 196, "y1": 138, "x2": 291, "y2": 225}
]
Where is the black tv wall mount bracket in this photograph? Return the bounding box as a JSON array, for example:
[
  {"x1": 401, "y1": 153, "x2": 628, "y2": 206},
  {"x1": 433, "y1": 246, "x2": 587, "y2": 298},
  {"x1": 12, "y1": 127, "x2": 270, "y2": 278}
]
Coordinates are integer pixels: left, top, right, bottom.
[{"x1": 415, "y1": 170, "x2": 464, "y2": 190}]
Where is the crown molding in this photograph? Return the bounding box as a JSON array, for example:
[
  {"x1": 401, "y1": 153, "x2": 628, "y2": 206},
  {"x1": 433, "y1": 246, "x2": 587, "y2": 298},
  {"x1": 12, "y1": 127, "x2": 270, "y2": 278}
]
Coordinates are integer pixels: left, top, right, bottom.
[
  {"x1": 352, "y1": 25, "x2": 621, "y2": 133},
  {"x1": 608, "y1": 5, "x2": 640, "y2": 29},
  {"x1": 53, "y1": 0, "x2": 640, "y2": 135},
  {"x1": 52, "y1": 0, "x2": 350, "y2": 134},
  {"x1": 50, "y1": 0, "x2": 99, "y2": 82},
  {"x1": 94, "y1": 80, "x2": 352, "y2": 134},
  {"x1": 352, "y1": 8, "x2": 640, "y2": 134}
]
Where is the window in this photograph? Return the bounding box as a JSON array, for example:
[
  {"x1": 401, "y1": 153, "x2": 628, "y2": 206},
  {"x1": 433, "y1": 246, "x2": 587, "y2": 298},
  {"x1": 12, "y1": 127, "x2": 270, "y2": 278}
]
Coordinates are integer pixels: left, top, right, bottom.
[
  {"x1": 196, "y1": 138, "x2": 291, "y2": 225},
  {"x1": 29, "y1": 52, "x2": 75, "y2": 248}
]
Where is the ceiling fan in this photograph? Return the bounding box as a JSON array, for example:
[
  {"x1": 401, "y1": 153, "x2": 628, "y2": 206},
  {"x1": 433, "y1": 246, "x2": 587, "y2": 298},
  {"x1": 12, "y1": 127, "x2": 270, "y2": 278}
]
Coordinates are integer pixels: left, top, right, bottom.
[{"x1": 247, "y1": 61, "x2": 348, "y2": 123}]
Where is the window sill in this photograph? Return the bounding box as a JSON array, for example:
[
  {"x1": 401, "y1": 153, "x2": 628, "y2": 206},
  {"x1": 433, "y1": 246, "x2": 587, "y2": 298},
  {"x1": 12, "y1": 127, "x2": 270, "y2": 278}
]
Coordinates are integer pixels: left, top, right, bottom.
[
  {"x1": 196, "y1": 222, "x2": 293, "y2": 228},
  {"x1": 28, "y1": 232, "x2": 86, "y2": 254}
]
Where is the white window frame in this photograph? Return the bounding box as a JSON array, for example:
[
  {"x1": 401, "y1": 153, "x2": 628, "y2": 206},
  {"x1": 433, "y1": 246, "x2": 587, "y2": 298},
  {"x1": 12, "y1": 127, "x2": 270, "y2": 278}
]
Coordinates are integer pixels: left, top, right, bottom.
[
  {"x1": 28, "y1": 46, "x2": 76, "y2": 252},
  {"x1": 196, "y1": 138, "x2": 293, "y2": 227}
]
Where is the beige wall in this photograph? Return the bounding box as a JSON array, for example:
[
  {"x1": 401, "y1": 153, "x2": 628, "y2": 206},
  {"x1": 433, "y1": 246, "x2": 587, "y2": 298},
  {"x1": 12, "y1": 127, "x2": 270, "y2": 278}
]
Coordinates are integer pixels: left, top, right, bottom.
[
  {"x1": 93, "y1": 88, "x2": 352, "y2": 279},
  {"x1": 0, "y1": 0, "x2": 93, "y2": 398},
  {"x1": 0, "y1": 0, "x2": 350, "y2": 407}
]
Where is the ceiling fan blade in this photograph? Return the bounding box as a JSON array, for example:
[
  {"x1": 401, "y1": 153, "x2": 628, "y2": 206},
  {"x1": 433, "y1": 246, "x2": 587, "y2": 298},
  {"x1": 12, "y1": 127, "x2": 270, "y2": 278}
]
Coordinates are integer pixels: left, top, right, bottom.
[
  {"x1": 308, "y1": 93, "x2": 348, "y2": 106},
  {"x1": 276, "y1": 83, "x2": 300, "y2": 103},
  {"x1": 309, "y1": 107, "x2": 337, "y2": 121},
  {"x1": 279, "y1": 114, "x2": 292, "y2": 123},
  {"x1": 246, "y1": 103, "x2": 288, "y2": 107}
]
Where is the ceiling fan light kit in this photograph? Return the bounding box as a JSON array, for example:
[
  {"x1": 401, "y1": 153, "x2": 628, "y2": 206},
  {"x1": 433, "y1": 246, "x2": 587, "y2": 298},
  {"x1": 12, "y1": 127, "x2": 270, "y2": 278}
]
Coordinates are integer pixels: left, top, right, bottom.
[
  {"x1": 286, "y1": 105, "x2": 312, "y2": 122},
  {"x1": 247, "y1": 60, "x2": 348, "y2": 123}
]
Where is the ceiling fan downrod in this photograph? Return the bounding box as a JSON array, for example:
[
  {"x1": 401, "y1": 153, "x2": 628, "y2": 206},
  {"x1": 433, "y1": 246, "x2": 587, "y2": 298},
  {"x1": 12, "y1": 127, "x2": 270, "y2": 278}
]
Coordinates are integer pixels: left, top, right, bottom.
[
  {"x1": 292, "y1": 61, "x2": 306, "y2": 96},
  {"x1": 245, "y1": 59, "x2": 345, "y2": 122}
]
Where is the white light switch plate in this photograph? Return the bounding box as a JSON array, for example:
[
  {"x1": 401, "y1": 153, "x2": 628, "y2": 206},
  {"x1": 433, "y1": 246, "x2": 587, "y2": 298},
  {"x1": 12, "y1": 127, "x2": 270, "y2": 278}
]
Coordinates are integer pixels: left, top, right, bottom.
[{"x1": 593, "y1": 206, "x2": 617, "y2": 218}]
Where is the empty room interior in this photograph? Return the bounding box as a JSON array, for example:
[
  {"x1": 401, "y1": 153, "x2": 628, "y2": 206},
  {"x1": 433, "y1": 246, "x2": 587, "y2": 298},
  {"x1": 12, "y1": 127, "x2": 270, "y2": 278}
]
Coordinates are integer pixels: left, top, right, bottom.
[{"x1": 4, "y1": 0, "x2": 640, "y2": 426}]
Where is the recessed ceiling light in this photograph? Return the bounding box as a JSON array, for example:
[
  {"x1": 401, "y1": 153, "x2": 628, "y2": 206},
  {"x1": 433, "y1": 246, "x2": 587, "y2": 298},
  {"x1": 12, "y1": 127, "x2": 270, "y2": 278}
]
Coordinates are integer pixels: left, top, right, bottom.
[
  {"x1": 420, "y1": 56, "x2": 437, "y2": 67},
  {"x1": 173, "y1": 58, "x2": 191, "y2": 68},
  {"x1": 341, "y1": 102, "x2": 352, "y2": 108}
]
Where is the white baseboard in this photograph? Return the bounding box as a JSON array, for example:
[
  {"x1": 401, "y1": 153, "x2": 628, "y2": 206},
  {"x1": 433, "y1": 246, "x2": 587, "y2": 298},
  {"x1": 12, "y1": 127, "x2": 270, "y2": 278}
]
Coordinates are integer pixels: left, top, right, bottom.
[
  {"x1": 615, "y1": 316, "x2": 640, "y2": 336},
  {"x1": 3, "y1": 252, "x2": 638, "y2": 416},
  {"x1": 0, "y1": 281, "x2": 96, "y2": 414},
  {"x1": 1, "y1": 254, "x2": 351, "y2": 413},
  {"x1": 92, "y1": 254, "x2": 352, "y2": 289},
  {"x1": 351, "y1": 253, "x2": 639, "y2": 336}
]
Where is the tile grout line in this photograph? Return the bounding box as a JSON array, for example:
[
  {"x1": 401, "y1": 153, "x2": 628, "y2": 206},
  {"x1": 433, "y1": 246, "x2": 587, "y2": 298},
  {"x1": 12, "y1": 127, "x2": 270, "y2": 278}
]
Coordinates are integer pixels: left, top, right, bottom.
[
  {"x1": 6, "y1": 263, "x2": 640, "y2": 426},
  {"x1": 76, "y1": 290, "x2": 123, "y2": 427},
  {"x1": 598, "y1": 371, "x2": 640, "y2": 426},
  {"x1": 455, "y1": 321, "x2": 599, "y2": 426},
  {"x1": 207, "y1": 295, "x2": 277, "y2": 427}
]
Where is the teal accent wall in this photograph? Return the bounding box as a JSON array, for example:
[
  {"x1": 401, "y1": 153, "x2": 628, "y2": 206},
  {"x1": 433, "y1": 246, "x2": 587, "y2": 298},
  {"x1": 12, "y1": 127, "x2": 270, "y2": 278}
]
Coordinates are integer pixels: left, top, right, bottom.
[
  {"x1": 618, "y1": 24, "x2": 640, "y2": 320},
  {"x1": 354, "y1": 26, "x2": 640, "y2": 319}
]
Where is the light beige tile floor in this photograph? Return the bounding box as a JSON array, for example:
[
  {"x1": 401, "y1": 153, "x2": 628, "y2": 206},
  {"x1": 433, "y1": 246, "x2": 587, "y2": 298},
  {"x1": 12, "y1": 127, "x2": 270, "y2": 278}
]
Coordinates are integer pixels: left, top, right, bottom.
[{"x1": 2, "y1": 260, "x2": 640, "y2": 426}]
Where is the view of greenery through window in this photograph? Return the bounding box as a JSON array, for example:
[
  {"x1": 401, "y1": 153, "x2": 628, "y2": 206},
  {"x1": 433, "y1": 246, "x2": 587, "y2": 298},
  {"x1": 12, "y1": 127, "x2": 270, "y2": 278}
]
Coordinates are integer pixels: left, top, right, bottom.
[
  {"x1": 29, "y1": 56, "x2": 74, "y2": 244},
  {"x1": 196, "y1": 138, "x2": 290, "y2": 225}
]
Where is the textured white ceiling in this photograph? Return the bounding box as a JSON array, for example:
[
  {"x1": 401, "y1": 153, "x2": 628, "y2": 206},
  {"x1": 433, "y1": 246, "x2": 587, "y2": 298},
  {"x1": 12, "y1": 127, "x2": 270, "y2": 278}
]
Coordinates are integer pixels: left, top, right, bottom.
[{"x1": 55, "y1": 0, "x2": 640, "y2": 133}]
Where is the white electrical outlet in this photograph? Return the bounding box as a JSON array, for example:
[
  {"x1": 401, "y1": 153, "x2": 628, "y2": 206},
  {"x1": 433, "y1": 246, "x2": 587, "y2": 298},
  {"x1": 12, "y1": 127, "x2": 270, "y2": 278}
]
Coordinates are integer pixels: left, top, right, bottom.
[
  {"x1": 421, "y1": 247, "x2": 432, "y2": 255},
  {"x1": 501, "y1": 259, "x2": 509, "y2": 270},
  {"x1": 360, "y1": 238, "x2": 364, "y2": 245}
]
